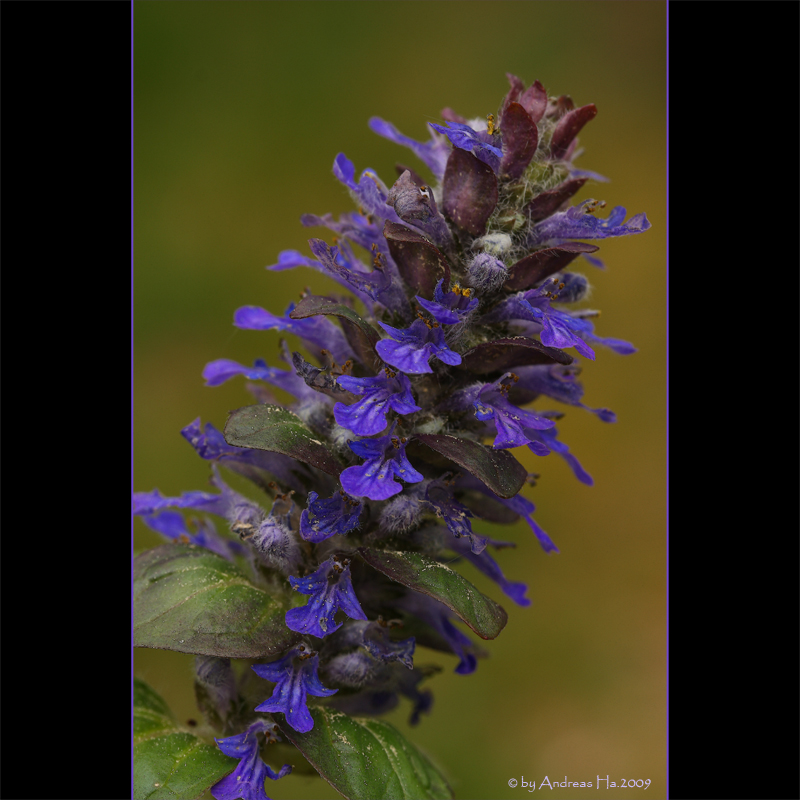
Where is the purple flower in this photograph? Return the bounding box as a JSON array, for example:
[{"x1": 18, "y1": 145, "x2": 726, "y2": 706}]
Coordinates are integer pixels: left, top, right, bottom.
[
  {"x1": 202, "y1": 357, "x2": 314, "y2": 400},
  {"x1": 396, "y1": 591, "x2": 478, "y2": 675},
  {"x1": 133, "y1": 469, "x2": 302, "y2": 574},
  {"x1": 472, "y1": 373, "x2": 555, "y2": 449},
  {"x1": 425, "y1": 478, "x2": 488, "y2": 555},
  {"x1": 285, "y1": 556, "x2": 368, "y2": 638},
  {"x1": 485, "y1": 288, "x2": 597, "y2": 360},
  {"x1": 376, "y1": 318, "x2": 462, "y2": 374},
  {"x1": 415, "y1": 279, "x2": 479, "y2": 326},
  {"x1": 448, "y1": 535, "x2": 530, "y2": 607},
  {"x1": 429, "y1": 121, "x2": 503, "y2": 172},
  {"x1": 340, "y1": 430, "x2": 425, "y2": 501},
  {"x1": 512, "y1": 364, "x2": 616, "y2": 422},
  {"x1": 334, "y1": 368, "x2": 421, "y2": 436},
  {"x1": 368, "y1": 117, "x2": 451, "y2": 182},
  {"x1": 484, "y1": 488, "x2": 559, "y2": 554},
  {"x1": 267, "y1": 248, "x2": 375, "y2": 309},
  {"x1": 332, "y1": 152, "x2": 404, "y2": 225},
  {"x1": 253, "y1": 645, "x2": 337, "y2": 733},
  {"x1": 528, "y1": 200, "x2": 650, "y2": 247},
  {"x1": 525, "y1": 422, "x2": 594, "y2": 486},
  {"x1": 358, "y1": 620, "x2": 416, "y2": 669},
  {"x1": 211, "y1": 719, "x2": 291, "y2": 800},
  {"x1": 233, "y1": 303, "x2": 354, "y2": 366},
  {"x1": 457, "y1": 474, "x2": 559, "y2": 554},
  {"x1": 138, "y1": 510, "x2": 243, "y2": 561},
  {"x1": 299, "y1": 490, "x2": 363, "y2": 543},
  {"x1": 306, "y1": 237, "x2": 411, "y2": 318},
  {"x1": 301, "y1": 210, "x2": 386, "y2": 254}
]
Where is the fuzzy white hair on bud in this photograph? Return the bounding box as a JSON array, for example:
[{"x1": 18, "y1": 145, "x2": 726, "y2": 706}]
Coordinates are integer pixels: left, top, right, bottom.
[
  {"x1": 413, "y1": 416, "x2": 446, "y2": 435},
  {"x1": 329, "y1": 422, "x2": 358, "y2": 452},
  {"x1": 472, "y1": 232, "x2": 513, "y2": 257}
]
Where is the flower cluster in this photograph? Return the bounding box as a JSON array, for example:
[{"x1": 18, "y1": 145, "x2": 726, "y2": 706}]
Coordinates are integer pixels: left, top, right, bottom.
[{"x1": 134, "y1": 74, "x2": 648, "y2": 800}]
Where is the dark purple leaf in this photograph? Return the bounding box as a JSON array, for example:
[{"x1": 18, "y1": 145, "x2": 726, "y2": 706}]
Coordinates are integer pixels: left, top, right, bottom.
[
  {"x1": 499, "y1": 102, "x2": 538, "y2": 180},
  {"x1": 524, "y1": 177, "x2": 588, "y2": 222},
  {"x1": 504, "y1": 242, "x2": 600, "y2": 290},
  {"x1": 290, "y1": 294, "x2": 382, "y2": 372},
  {"x1": 441, "y1": 148, "x2": 498, "y2": 237},
  {"x1": 459, "y1": 491, "x2": 520, "y2": 524},
  {"x1": 224, "y1": 404, "x2": 343, "y2": 476},
  {"x1": 501, "y1": 73, "x2": 525, "y2": 116},
  {"x1": 550, "y1": 104, "x2": 598, "y2": 160},
  {"x1": 382, "y1": 221, "x2": 451, "y2": 298},
  {"x1": 358, "y1": 548, "x2": 508, "y2": 639},
  {"x1": 519, "y1": 80, "x2": 548, "y2": 124},
  {"x1": 458, "y1": 337, "x2": 573, "y2": 374},
  {"x1": 501, "y1": 74, "x2": 548, "y2": 124},
  {"x1": 413, "y1": 433, "x2": 528, "y2": 499}
]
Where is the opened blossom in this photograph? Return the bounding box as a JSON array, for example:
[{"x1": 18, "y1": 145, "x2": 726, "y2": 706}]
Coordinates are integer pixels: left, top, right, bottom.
[
  {"x1": 253, "y1": 645, "x2": 337, "y2": 734},
  {"x1": 211, "y1": 720, "x2": 291, "y2": 800},
  {"x1": 334, "y1": 368, "x2": 420, "y2": 436},
  {"x1": 340, "y1": 429, "x2": 424, "y2": 500},
  {"x1": 375, "y1": 318, "x2": 462, "y2": 374},
  {"x1": 285, "y1": 556, "x2": 367, "y2": 638}
]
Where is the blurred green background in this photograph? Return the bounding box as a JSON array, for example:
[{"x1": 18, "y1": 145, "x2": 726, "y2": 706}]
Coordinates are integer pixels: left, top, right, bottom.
[{"x1": 133, "y1": 2, "x2": 666, "y2": 798}]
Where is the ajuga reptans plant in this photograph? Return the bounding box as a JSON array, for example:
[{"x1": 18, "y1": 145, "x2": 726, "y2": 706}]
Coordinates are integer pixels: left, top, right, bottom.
[{"x1": 133, "y1": 74, "x2": 650, "y2": 800}]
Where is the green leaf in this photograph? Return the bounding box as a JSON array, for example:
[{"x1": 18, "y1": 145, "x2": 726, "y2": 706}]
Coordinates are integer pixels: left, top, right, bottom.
[
  {"x1": 224, "y1": 404, "x2": 343, "y2": 476},
  {"x1": 133, "y1": 677, "x2": 236, "y2": 800},
  {"x1": 280, "y1": 706, "x2": 453, "y2": 800},
  {"x1": 134, "y1": 543, "x2": 300, "y2": 658},
  {"x1": 358, "y1": 548, "x2": 507, "y2": 640},
  {"x1": 412, "y1": 433, "x2": 528, "y2": 498},
  {"x1": 289, "y1": 294, "x2": 382, "y2": 372}
]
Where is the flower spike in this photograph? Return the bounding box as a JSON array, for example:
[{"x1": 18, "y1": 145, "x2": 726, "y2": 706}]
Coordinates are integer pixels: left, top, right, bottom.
[{"x1": 134, "y1": 76, "x2": 648, "y2": 783}]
